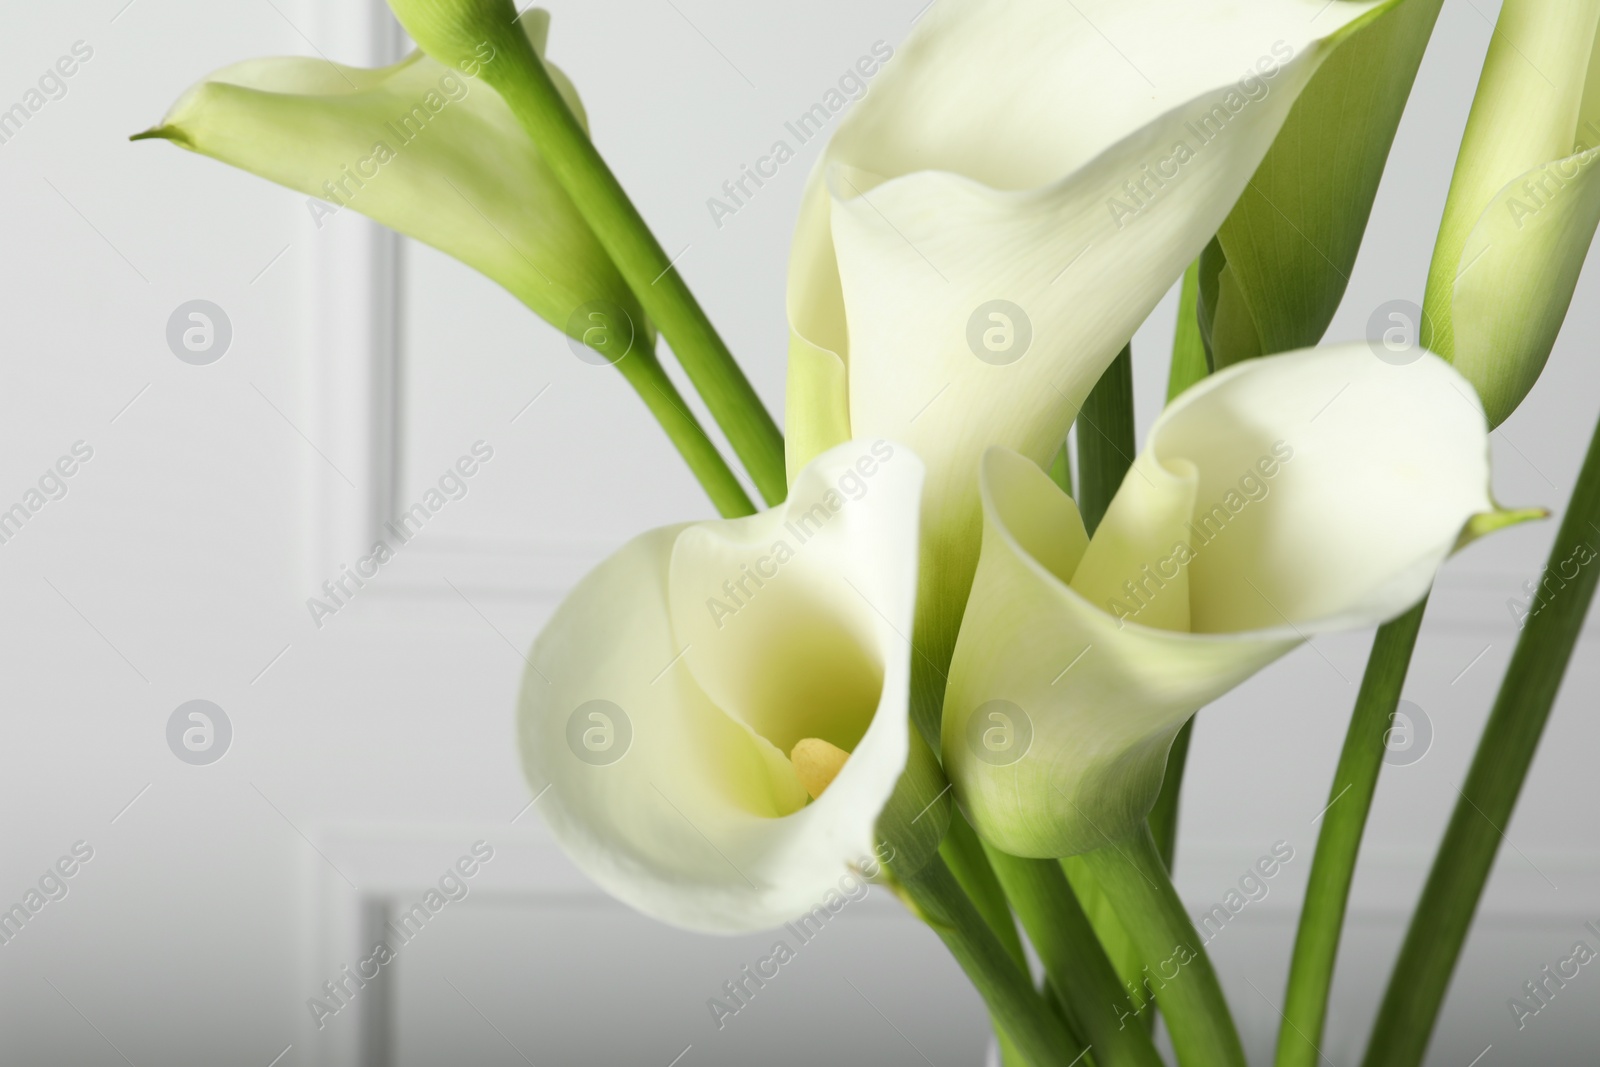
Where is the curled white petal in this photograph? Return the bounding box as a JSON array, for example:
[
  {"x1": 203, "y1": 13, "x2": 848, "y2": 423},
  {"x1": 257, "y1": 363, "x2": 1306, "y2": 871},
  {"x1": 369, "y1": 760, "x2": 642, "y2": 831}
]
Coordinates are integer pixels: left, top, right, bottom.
[
  {"x1": 519, "y1": 441, "x2": 923, "y2": 932},
  {"x1": 944, "y1": 346, "x2": 1498, "y2": 857},
  {"x1": 786, "y1": 0, "x2": 1391, "y2": 702}
]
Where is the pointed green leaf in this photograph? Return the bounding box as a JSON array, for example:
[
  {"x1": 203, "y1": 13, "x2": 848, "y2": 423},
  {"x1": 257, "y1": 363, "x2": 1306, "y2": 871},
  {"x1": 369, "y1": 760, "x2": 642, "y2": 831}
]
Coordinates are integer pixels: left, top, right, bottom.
[{"x1": 1208, "y1": 0, "x2": 1443, "y2": 369}]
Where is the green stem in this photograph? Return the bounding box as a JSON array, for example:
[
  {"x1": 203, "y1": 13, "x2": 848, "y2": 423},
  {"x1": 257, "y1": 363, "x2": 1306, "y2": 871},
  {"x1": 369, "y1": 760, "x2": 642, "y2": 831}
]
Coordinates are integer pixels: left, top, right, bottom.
[
  {"x1": 940, "y1": 815, "x2": 1038, "y2": 1066},
  {"x1": 615, "y1": 352, "x2": 755, "y2": 518},
  {"x1": 1274, "y1": 596, "x2": 1427, "y2": 1067},
  {"x1": 1079, "y1": 824, "x2": 1246, "y2": 1067},
  {"x1": 1147, "y1": 718, "x2": 1194, "y2": 872},
  {"x1": 1076, "y1": 344, "x2": 1135, "y2": 536},
  {"x1": 941, "y1": 811, "x2": 1028, "y2": 968},
  {"x1": 487, "y1": 33, "x2": 787, "y2": 504},
  {"x1": 986, "y1": 848, "x2": 1166, "y2": 1067},
  {"x1": 1362, "y1": 411, "x2": 1600, "y2": 1067},
  {"x1": 899, "y1": 857, "x2": 1084, "y2": 1067}
]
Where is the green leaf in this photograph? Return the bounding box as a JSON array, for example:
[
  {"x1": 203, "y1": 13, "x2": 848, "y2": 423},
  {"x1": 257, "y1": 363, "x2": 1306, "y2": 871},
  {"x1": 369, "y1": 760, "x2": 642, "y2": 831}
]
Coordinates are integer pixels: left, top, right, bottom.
[
  {"x1": 1166, "y1": 260, "x2": 1211, "y2": 403},
  {"x1": 1208, "y1": 0, "x2": 1445, "y2": 369}
]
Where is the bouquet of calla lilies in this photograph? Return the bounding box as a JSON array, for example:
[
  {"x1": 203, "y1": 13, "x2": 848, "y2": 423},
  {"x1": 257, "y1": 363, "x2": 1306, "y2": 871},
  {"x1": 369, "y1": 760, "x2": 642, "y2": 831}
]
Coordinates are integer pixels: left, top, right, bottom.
[{"x1": 139, "y1": 0, "x2": 1600, "y2": 1063}]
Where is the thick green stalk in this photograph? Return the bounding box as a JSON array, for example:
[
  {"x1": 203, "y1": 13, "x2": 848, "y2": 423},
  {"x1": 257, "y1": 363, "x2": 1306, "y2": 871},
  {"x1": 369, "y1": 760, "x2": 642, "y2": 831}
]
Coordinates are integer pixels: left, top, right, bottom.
[
  {"x1": 941, "y1": 815, "x2": 1037, "y2": 1066},
  {"x1": 615, "y1": 351, "x2": 755, "y2": 517},
  {"x1": 483, "y1": 30, "x2": 786, "y2": 503},
  {"x1": 1362, "y1": 411, "x2": 1600, "y2": 1067},
  {"x1": 1274, "y1": 596, "x2": 1427, "y2": 1067},
  {"x1": 986, "y1": 848, "x2": 1166, "y2": 1067},
  {"x1": 1079, "y1": 825, "x2": 1247, "y2": 1067},
  {"x1": 1076, "y1": 344, "x2": 1135, "y2": 536},
  {"x1": 941, "y1": 811, "x2": 1028, "y2": 967},
  {"x1": 899, "y1": 857, "x2": 1084, "y2": 1067}
]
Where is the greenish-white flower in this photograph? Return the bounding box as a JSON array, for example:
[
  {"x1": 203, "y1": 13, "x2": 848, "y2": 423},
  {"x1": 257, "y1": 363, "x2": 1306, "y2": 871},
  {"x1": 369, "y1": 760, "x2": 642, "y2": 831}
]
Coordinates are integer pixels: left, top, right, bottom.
[
  {"x1": 135, "y1": 10, "x2": 642, "y2": 347},
  {"x1": 783, "y1": 0, "x2": 1394, "y2": 738},
  {"x1": 943, "y1": 345, "x2": 1533, "y2": 858},
  {"x1": 517, "y1": 441, "x2": 927, "y2": 932},
  {"x1": 1423, "y1": 0, "x2": 1600, "y2": 427}
]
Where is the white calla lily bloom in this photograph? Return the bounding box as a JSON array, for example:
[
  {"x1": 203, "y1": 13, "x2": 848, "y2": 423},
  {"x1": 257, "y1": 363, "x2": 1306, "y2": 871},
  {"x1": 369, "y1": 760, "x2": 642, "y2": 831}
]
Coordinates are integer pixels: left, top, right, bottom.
[
  {"x1": 519, "y1": 441, "x2": 924, "y2": 932},
  {"x1": 944, "y1": 346, "x2": 1524, "y2": 858},
  {"x1": 786, "y1": 0, "x2": 1394, "y2": 733}
]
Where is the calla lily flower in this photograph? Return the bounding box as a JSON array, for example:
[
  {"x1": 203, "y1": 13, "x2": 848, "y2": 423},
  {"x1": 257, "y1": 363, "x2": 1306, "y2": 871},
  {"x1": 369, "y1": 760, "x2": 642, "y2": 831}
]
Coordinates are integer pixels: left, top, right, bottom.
[
  {"x1": 1423, "y1": 0, "x2": 1600, "y2": 428},
  {"x1": 135, "y1": 10, "x2": 644, "y2": 347},
  {"x1": 943, "y1": 345, "x2": 1531, "y2": 858},
  {"x1": 517, "y1": 440, "x2": 929, "y2": 932},
  {"x1": 785, "y1": 0, "x2": 1393, "y2": 737}
]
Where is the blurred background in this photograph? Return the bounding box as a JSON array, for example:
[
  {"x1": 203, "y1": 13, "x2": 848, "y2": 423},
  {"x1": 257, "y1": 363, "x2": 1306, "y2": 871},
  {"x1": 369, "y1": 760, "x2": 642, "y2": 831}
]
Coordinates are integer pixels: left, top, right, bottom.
[{"x1": 1, "y1": 0, "x2": 1597, "y2": 1063}]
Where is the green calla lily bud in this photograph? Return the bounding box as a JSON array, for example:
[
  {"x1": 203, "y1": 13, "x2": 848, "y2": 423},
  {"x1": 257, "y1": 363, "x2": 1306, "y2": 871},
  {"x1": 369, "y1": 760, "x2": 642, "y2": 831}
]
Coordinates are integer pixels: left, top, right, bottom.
[
  {"x1": 783, "y1": 0, "x2": 1389, "y2": 744},
  {"x1": 944, "y1": 345, "x2": 1531, "y2": 858},
  {"x1": 518, "y1": 440, "x2": 945, "y2": 932},
  {"x1": 135, "y1": 10, "x2": 643, "y2": 348},
  {"x1": 1423, "y1": 0, "x2": 1600, "y2": 428}
]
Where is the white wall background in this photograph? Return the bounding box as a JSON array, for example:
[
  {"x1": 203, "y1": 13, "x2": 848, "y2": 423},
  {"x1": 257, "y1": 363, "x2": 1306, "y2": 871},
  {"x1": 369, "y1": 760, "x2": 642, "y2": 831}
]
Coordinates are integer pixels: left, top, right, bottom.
[{"x1": 0, "y1": 0, "x2": 1596, "y2": 1064}]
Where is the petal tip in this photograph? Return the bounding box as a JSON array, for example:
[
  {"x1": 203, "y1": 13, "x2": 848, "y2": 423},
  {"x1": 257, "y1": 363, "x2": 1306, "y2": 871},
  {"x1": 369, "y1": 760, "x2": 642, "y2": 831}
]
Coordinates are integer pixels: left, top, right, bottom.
[
  {"x1": 1455, "y1": 505, "x2": 1549, "y2": 552},
  {"x1": 129, "y1": 124, "x2": 187, "y2": 146}
]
